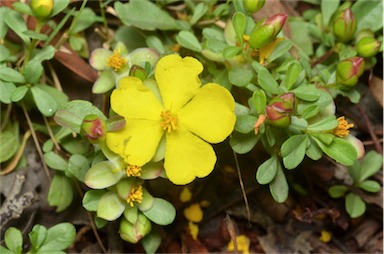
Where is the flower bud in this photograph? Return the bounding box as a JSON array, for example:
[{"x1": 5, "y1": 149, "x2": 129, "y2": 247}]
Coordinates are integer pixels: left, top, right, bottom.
[
  {"x1": 129, "y1": 65, "x2": 147, "y2": 81},
  {"x1": 119, "y1": 214, "x2": 152, "y2": 243},
  {"x1": 356, "y1": 37, "x2": 381, "y2": 58},
  {"x1": 30, "y1": 0, "x2": 53, "y2": 19},
  {"x1": 244, "y1": 0, "x2": 265, "y2": 14},
  {"x1": 336, "y1": 57, "x2": 365, "y2": 87},
  {"x1": 332, "y1": 8, "x2": 356, "y2": 43},
  {"x1": 81, "y1": 115, "x2": 107, "y2": 144},
  {"x1": 354, "y1": 29, "x2": 375, "y2": 44},
  {"x1": 249, "y1": 14, "x2": 287, "y2": 49},
  {"x1": 265, "y1": 93, "x2": 295, "y2": 128}
]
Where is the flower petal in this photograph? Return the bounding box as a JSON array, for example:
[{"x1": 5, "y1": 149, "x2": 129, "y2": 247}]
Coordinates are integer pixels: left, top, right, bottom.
[
  {"x1": 111, "y1": 77, "x2": 163, "y2": 120},
  {"x1": 155, "y1": 54, "x2": 203, "y2": 111},
  {"x1": 178, "y1": 83, "x2": 235, "y2": 143},
  {"x1": 90, "y1": 48, "x2": 112, "y2": 70},
  {"x1": 164, "y1": 127, "x2": 216, "y2": 185},
  {"x1": 92, "y1": 70, "x2": 115, "y2": 94},
  {"x1": 106, "y1": 119, "x2": 164, "y2": 166}
]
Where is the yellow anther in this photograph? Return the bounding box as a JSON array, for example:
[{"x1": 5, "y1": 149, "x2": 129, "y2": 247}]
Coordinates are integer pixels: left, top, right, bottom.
[
  {"x1": 126, "y1": 185, "x2": 143, "y2": 207},
  {"x1": 161, "y1": 110, "x2": 178, "y2": 133},
  {"x1": 126, "y1": 165, "x2": 141, "y2": 177},
  {"x1": 106, "y1": 49, "x2": 127, "y2": 71},
  {"x1": 333, "y1": 116, "x2": 354, "y2": 137}
]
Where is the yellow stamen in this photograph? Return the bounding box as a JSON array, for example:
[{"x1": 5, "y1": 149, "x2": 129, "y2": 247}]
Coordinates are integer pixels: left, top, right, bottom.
[
  {"x1": 333, "y1": 116, "x2": 354, "y2": 137},
  {"x1": 170, "y1": 44, "x2": 181, "y2": 52},
  {"x1": 126, "y1": 165, "x2": 141, "y2": 177},
  {"x1": 106, "y1": 49, "x2": 127, "y2": 71},
  {"x1": 126, "y1": 185, "x2": 143, "y2": 207},
  {"x1": 161, "y1": 110, "x2": 178, "y2": 133},
  {"x1": 242, "y1": 34, "x2": 250, "y2": 42}
]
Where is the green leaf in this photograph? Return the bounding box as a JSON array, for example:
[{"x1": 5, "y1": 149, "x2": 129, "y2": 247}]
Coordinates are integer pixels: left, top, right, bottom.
[
  {"x1": 292, "y1": 84, "x2": 320, "y2": 101},
  {"x1": 289, "y1": 116, "x2": 308, "y2": 130},
  {"x1": 310, "y1": 133, "x2": 334, "y2": 145},
  {"x1": 0, "y1": 7, "x2": 10, "y2": 39},
  {"x1": 67, "y1": 154, "x2": 89, "y2": 182},
  {"x1": 351, "y1": 0, "x2": 383, "y2": 32},
  {"x1": 257, "y1": 69, "x2": 280, "y2": 94},
  {"x1": 230, "y1": 131, "x2": 260, "y2": 154},
  {"x1": 232, "y1": 12, "x2": 246, "y2": 43},
  {"x1": 97, "y1": 191, "x2": 126, "y2": 221},
  {"x1": 359, "y1": 150, "x2": 383, "y2": 182},
  {"x1": 143, "y1": 198, "x2": 176, "y2": 226},
  {"x1": 0, "y1": 67, "x2": 26, "y2": 83},
  {"x1": 289, "y1": 21, "x2": 313, "y2": 56},
  {"x1": 269, "y1": 164, "x2": 289, "y2": 203},
  {"x1": 306, "y1": 116, "x2": 338, "y2": 132},
  {"x1": 190, "y1": 3, "x2": 208, "y2": 24},
  {"x1": 71, "y1": 8, "x2": 99, "y2": 34},
  {"x1": 29, "y1": 225, "x2": 47, "y2": 252},
  {"x1": 328, "y1": 185, "x2": 348, "y2": 198},
  {"x1": 123, "y1": 205, "x2": 138, "y2": 224},
  {"x1": 321, "y1": 0, "x2": 340, "y2": 26},
  {"x1": 0, "y1": 246, "x2": 13, "y2": 254},
  {"x1": 4, "y1": 9, "x2": 30, "y2": 44},
  {"x1": 345, "y1": 193, "x2": 366, "y2": 218},
  {"x1": 50, "y1": 0, "x2": 70, "y2": 18},
  {"x1": 24, "y1": 60, "x2": 43, "y2": 84},
  {"x1": 176, "y1": 30, "x2": 202, "y2": 52},
  {"x1": 0, "y1": 126, "x2": 18, "y2": 163},
  {"x1": 83, "y1": 189, "x2": 107, "y2": 212},
  {"x1": 235, "y1": 115, "x2": 258, "y2": 134},
  {"x1": 23, "y1": 30, "x2": 48, "y2": 41},
  {"x1": 84, "y1": 161, "x2": 125, "y2": 189},
  {"x1": 306, "y1": 136, "x2": 323, "y2": 160},
  {"x1": 315, "y1": 137, "x2": 357, "y2": 166},
  {"x1": 256, "y1": 155, "x2": 278, "y2": 185},
  {"x1": 44, "y1": 151, "x2": 67, "y2": 171},
  {"x1": 115, "y1": 0, "x2": 178, "y2": 31},
  {"x1": 251, "y1": 89, "x2": 266, "y2": 115},
  {"x1": 4, "y1": 227, "x2": 23, "y2": 253},
  {"x1": 228, "y1": 67, "x2": 254, "y2": 87},
  {"x1": 281, "y1": 61, "x2": 302, "y2": 89},
  {"x1": 141, "y1": 229, "x2": 162, "y2": 254},
  {"x1": 348, "y1": 160, "x2": 361, "y2": 183},
  {"x1": 39, "y1": 223, "x2": 76, "y2": 251},
  {"x1": 54, "y1": 100, "x2": 106, "y2": 133},
  {"x1": 222, "y1": 46, "x2": 242, "y2": 58},
  {"x1": 0, "y1": 80, "x2": 16, "y2": 104},
  {"x1": 358, "y1": 180, "x2": 381, "y2": 193},
  {"x1": 12, "y1": 2, "x2": 33, "y2": 16},
  {"x1": 33, "y1": 46, "x2": 56, "y2": 62},
  {"x1": 145, "y1": 35, "x2": 165, "y2": 54},
  {"x1": 35, "y1": 84, "x2": 68, "y2": 109},
  {"x1": 267, "y1": 40, "x2": 293, "y2": 63},
  {"x1": 281, "y1": 134, "x2": 308, "y2": 169},
  {"x1": 47, "y1": 173, "x2": 74, "y2": 212},
  {"x1": 11, "y1": 86, "x2": 29, "y2": 102},
  {"x1": 31, "y1": 86, "x2": 58, "y2": 117}
]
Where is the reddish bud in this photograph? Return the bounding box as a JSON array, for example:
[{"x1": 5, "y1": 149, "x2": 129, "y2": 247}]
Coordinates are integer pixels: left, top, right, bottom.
[
  {"x1": 336, "y1": 57, "x2": 365, "y2": 87},
  {"x1": 249, "y1": 14, "x2": 287, "y2": 49},
  {"x1": 81, "y1": 115, "x2": 107, "y2": 144},
  {"x1": 332, "y1": 8, "x2": 356, "y2": 43}
]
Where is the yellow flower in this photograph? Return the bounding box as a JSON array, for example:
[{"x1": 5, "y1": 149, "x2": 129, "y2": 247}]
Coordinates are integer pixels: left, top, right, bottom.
[
  {"x1": 106, "y1": 54, "x2": 236, "y2": 184},
  {"x1": 333, "y1": 116, "x2": 354, "y2": 137},
  {"x1": 106, "y1": 48, "x2": 127, "y2": 72},
  {"x1": 319, "y1": 230, "x2": 332, "y2": 243},
  {"x1": 227, "y1": 235, "x2": 250, "y2": 254}
]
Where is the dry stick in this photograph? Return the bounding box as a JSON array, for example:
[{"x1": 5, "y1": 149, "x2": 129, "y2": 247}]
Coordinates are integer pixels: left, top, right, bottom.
[
  {"x1": 357, "y1": 105, "x2": 383, "y2": 154},
  {"x1": 232, "y1": 150, "x2": 251, "y2": 224},
  {"x1": 21, "y1": 104, "x2": 52, "y2": 182},
  {"x1": 43, "y1": 116, "x2": 61, "y2": 152},
  {"x1": 224, "y1": 215, "x2": 238, "y2": 254}
]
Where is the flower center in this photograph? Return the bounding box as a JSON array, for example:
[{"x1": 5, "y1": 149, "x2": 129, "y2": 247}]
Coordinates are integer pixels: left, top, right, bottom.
[
  {"x1": 126, "y1": 185, "x2": 143, "y2": 207},
  {"x1": 126, "y1": 165, "x2": 141, "y2": 177},
  {"x1": 161, "y1": 110, "x2": 178, "y2": 133},
  {"x1": 333, "y1": 116, "x2": 354, "y2": 137},
  {"x1": 106, "y1": 49, "x2": 127, "y2": 71}
]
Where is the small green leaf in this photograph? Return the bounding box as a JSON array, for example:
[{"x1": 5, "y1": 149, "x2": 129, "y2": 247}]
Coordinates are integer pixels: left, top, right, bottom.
[
  {"x1": 141, "y1": 229, "x2": 162, "y2": 254},
  {"x1": 351, "y1": 0, "x2": 383, "y2": 32},
  {"x1": 0, "y1": 67, "x2": 26, "y2": 83},
  {"x1": 359, "y1": 150, "x2": 383, "y2": 182},
  {"x1": 252, "y1": 89, "x2": 266, "y2": 115},
  {"x1": 123, "y1": 205, "x2": 138, "y2": 224},
  {"x1": 358, "y1": 180, "x2": 381, "y2": 193},
  {"x1": 24, "y1": 60, "x2": 43, "y2": 84},
  {"x1": 235, "y1": 114, "x2": 258, "y2": 134},
  {"x1": 4, "y1": 227, "x2": 23, "y2": 253},
  {"x1": 190, "y1": 3, "x2": 208, "y2": 24},
  {"x1": 83, "y1": 189, "x2": 107, "y2": 212},
  {"x1": 306, "y1": 136, "x2": 323, "y2": 160},
  {"x1": 31, "y1": 86, "x2": 58, "y2": 116},
  {"x1": 71, "y1": 8, "x2": 99, "y2": 34},
  {"x1": 0, "y1": 7, "x2": 10, "y2": 39},
  {"x1": 345, "y1": 193, "x2": 366, "y2": 218},
  {"x1": 292, "y1": 84, "x2": 320, "y2": 101},
  {"x1": 306, "y1": 116, "x2": 338, "y2": 132},
  {"x1": 228, "y1": 67, "x2": 254, "y2": 87},
  {"x1": 23, "y1": 30, "x2": 48, "y2": 41},
  {"x1": 222, "y1": 46, "x2": 242, "y2": 58},
  {"x1": 267, "y1": 40, "x2": 292, "y2": 63},
  {"x1": 145, "y1": 35, "x2": 165, "y2": 54},
  {"x1": 33, "y1": 46, "x2": 56, "y2": 62},
  {"x1": 48, "y1": 173, "x2": 74, "y2": 212},
  {"x1": 269, "y1": 164, "x2": 289, "y2": 203},
  {"x1": 289, "y1": 116, "x2": 308, "y2": 130},
  {"x1": 0, "y1": 80, "x2": 16, "y2": 104},
  {"x1": 281, "y1": 61, "x2": 302, "y2": 89},
  {"x1": 67, "y1": 154, "x2": 89, "y2": 182},
  {"x1": 328, "y1": 185, "x2": 348, "y2": 198},
  {"x1": 281, "y1": 134, "x2": 308, "y2": 169},
  {"x1": 29, "y1": 225, "x2": 47, "y2": 251},
  {"x1": 256, "y1": 155, "x2": 278, "y2": 185},
  {"x1": 257, "y1": 69, "x2": 280, "y2": 94},
  {"x1": 143, "y1": 198, "x2": 176, "y2": 226},
  {"x1": 176, "y1": 30, "x2": 202, "y2": 52},
  {"x1": 0, "y1": 130, "x2": 18, "y2": 163},
  {"x1": 232, "y1": 12, "x2": 246, "y2": 43},
  {"x1": 44, "y1": 151, "x2": 68, "y2": 171},
  {"x1": 39, "y1": 223, "x2": 76, "y2": 251},
  {"x1": 12, "y1": 2, "x2": 33, "y2": 16},
  {"x1": 230, "y1": 131, "x2": 260, "y2": 154},
  {"x1": 97, "y1": 191, "x2": 126, "y2": 221},
  {"x1": 315, "y1": 137, "x2": 357, "y2": 166},
  {"x1": 0, "y1": 246, "x2": 13, "y2": 254},
  {"x1": 84, "y1": 161, "x2": 125, "y2": 189},
  {"x1": 11, "y1": 86, "x2": 29, "y2": 102},
  {"x1": 321, "y1": 0, "x2": 340, "y2": 26},
  {"x1": 4, "y1": 10, "x2": 30, "y2": 44},
  {"x1": 310, "y1": 133, "x2": 334, "y2": 145}
]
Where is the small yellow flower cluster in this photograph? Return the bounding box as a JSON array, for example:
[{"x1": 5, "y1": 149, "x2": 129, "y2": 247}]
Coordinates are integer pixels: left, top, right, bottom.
[
  {"x1": 333, "y1": 116, "x2": 354, "y2": 137},
  {"x1": 106, "y1": 49, "x2": 127, "y2": 71},
  {"x1": 126, "y1": 185, "x2": 143, "y2": 207},
  {"x1": 126, "y1": 165, "x2": 141, "y2": 177}
]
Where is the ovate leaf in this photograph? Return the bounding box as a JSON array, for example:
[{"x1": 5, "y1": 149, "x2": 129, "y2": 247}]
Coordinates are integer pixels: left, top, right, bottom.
[
  {"x1": 143, "y1": 198, "x2": 176, "y2": 226},
  {"x1": 345, "y1": 193, "x2": 366, "y2": 218},
  {"x1": 281, "y1": 134, "x2": 308, "y2": 169},
  {"x1": 256, "y1": 155, "x2": 278, "y2": 185},
  {"x1": 47, "y1": 173, "x2": 74, "y2": 212},
  {"x1": 269, "y1": 164, "x2": 289, "y2": 203}
]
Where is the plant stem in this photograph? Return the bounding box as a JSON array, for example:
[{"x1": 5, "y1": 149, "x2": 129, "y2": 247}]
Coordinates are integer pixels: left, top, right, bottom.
[{"x1": 311, "y1": 48, "x2": 334, "y2": 67}]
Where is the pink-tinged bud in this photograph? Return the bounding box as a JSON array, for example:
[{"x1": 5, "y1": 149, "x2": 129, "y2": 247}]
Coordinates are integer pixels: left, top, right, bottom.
[
  {"x1": 336, "y1": 57, "x2": 365, "y2": 87},
  {"x1": 249, "y1": 14, "x2": 287, "y2": 49},
  {"x1": 356, "y1": 37, "x2": 381, "y2": 58},
  {"x1": 332, "y1": 8, "x2": 356, "y2": 43},
  {"x1": 129, "y1": 65, "x2": 147, "y2": 81},
  {"x1": 119, "y1": 214, "x2": 152, "y2": 243},
  {"x1": 265, "y1": 93, "x2": 295, "y2": 128},
  {"x1": 244, "y1": 0, "x2": 265, "y2": 14},
  {"x1": 354, "y1": 29, "x2": 375, "y2": 43},
  {"x1": 81, "y1": 115, "x2": 107, "y2": 144}
]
